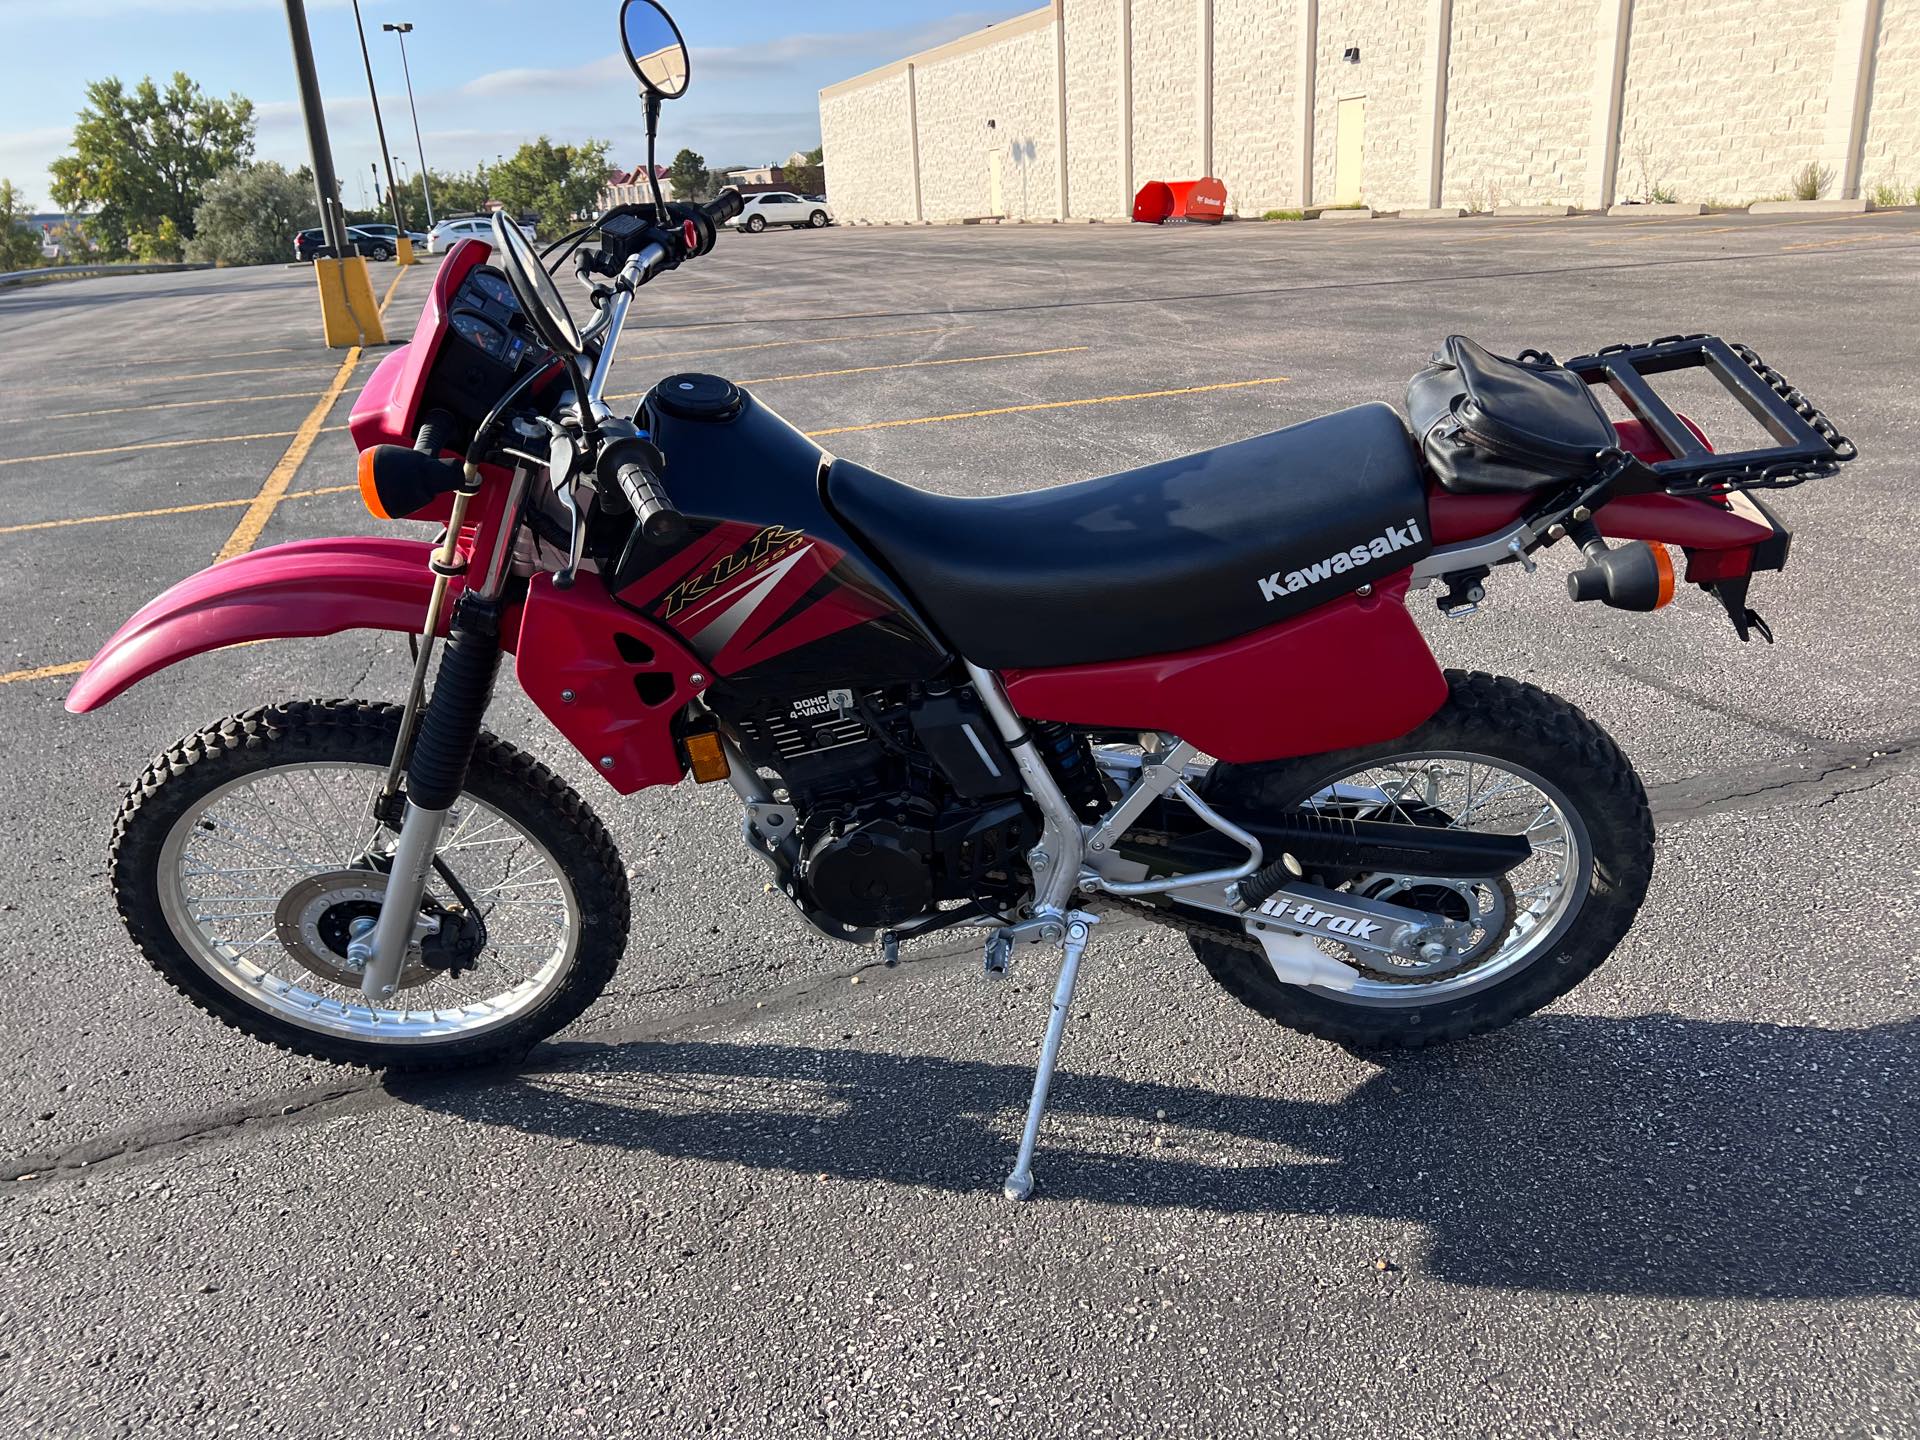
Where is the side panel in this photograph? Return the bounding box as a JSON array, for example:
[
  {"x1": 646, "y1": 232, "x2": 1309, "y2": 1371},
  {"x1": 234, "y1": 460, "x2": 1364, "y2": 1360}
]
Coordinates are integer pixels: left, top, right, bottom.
[
  {"x1": 65, "y1": 537, "x2": 481, "y2": 714},
  {"x1": 1002, "y1": 573, "x2": 1446, "y2": 763},
  {"x1": 514, "y1": 574, "x2": 710, "y2": 794}
]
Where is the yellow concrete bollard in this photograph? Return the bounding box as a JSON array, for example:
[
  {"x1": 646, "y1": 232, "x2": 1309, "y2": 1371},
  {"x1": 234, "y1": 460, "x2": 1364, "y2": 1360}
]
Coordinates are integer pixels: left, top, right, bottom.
[
  {"x1": 312, "y1": 254, "x2": 388, "y2": 348},
  {"x1": 396, "y1": 235, "x2": 416, "y2": 266}
]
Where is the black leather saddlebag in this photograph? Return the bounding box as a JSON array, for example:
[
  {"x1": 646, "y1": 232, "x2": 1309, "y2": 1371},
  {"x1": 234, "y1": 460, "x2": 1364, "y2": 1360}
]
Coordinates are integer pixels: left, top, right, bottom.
[{"x1": 1407, "y1": 335, "x2": 1620, "y2": 494}]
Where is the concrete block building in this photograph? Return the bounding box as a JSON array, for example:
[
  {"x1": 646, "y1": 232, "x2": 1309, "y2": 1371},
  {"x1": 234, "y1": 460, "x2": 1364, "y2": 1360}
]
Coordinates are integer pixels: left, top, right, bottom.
[{"x1": 818, "y1": 0, "x2": 1919, "y2": 222}]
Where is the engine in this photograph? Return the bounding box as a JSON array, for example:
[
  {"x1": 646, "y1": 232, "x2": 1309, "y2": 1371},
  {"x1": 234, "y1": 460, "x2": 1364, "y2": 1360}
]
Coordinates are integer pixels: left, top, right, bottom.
[{"x1": 716, "y1": 684, "x2": 1038, "y2": 932}]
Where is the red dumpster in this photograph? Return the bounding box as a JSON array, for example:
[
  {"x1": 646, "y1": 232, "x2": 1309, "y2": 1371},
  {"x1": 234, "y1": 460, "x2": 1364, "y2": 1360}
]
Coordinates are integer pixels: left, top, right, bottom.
[{"x1": 1132, "y1": 177, "x2": 1228, "y2": 224}]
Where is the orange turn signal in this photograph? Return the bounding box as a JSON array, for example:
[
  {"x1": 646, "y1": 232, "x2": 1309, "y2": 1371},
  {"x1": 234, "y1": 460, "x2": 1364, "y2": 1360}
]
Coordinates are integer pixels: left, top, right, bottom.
[
  {"x1": 1649, "y1": 542, "x2": 1675, "y2": 609},
  {"x1": 357, "y1": 447, "x2": 390, "y2": 519},
  {"x1": 684, "y1": 731, "x2": 729, "y2": 784}
]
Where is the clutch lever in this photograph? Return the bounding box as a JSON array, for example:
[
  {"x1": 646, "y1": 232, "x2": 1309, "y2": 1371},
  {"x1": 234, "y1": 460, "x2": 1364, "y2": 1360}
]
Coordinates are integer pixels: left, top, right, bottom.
[{"x1": 543, "y1": 424, "x2": 589, "y2": 590}]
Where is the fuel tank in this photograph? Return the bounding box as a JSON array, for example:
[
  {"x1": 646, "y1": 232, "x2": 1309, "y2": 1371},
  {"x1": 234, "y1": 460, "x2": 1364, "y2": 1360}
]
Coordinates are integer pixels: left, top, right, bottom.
[{"x1": 610, "y1": 374, "x2": 951, "y2": 699}]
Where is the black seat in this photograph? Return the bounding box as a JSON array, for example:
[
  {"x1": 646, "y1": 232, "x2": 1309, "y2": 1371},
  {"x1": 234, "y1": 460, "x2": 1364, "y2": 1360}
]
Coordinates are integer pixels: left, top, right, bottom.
[{"x1": 824, "y1": 402, "x2": 1433, "y2": 670}]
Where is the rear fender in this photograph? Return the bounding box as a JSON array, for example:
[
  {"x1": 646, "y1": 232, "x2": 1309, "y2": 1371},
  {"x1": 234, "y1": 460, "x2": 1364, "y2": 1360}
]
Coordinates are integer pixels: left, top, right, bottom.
[{"x1": 65, "y1": 536, "x2": 474, "y2": 714}]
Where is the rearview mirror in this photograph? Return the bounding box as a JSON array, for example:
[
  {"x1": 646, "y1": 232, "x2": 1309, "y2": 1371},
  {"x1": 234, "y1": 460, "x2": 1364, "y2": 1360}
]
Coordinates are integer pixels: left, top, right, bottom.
[
  {"x1": 619, "y1": 0, "x2": 690, "y2": 99},
  {"x1": 490, "y1": 211, "x2": 582, "y2": 357}
]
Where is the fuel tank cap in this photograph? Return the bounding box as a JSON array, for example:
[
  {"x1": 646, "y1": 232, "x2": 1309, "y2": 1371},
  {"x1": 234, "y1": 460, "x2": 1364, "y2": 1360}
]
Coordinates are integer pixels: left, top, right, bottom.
[{"x1": 651, "y1": 372, "x2": 744, "y2": 422}]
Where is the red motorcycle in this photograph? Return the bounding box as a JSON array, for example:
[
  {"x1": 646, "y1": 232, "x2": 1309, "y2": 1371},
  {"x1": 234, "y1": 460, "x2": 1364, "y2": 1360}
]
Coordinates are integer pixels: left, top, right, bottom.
[{"x1": 70, "y1": 2, "x2": 1855, "y2": 1199}]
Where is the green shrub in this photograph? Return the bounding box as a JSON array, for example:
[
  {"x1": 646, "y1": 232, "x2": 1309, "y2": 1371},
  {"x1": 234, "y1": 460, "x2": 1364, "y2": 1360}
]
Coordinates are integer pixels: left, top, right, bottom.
[
  {"x1": 1650, "y1": 183, "x2": 1679, "y2": 205},
  {"x1": 1260, "y1": 209, "x2": 1305, "y2": 221},
  {"x1": 1790, "y1": 162, "x2": 1833, "y2": 201}
]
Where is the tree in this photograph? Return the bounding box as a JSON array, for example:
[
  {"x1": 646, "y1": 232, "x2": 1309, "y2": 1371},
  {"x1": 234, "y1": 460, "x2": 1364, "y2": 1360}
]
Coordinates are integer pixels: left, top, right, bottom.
[
  {"x1": 48, "y1": 73, "x2": 254, "y2": 259},
  {"x1": 2, "y1": 179, "x2": 43, "y2": 271},
  {"x1": 667, "y1": 148, "x2": 708, "y2": 202},
  {"x1": 487, "y1": 137, "x2": 612, "y2": 235},
  {"x1": 186, "y1": 162, "x2": 318, "y2": 267},
  {"x1": 425, "y1": 168, "x2": 491, "y2": 217},
  {"x1": 786, "y1": 145, "x2": 825, "y2": 197}
]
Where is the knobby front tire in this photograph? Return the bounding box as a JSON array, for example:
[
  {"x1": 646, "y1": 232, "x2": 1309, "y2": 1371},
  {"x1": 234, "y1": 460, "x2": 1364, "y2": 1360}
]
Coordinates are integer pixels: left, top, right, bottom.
[{"x1": 109, "y1": 700, "x2": 630, "y2": 1072}]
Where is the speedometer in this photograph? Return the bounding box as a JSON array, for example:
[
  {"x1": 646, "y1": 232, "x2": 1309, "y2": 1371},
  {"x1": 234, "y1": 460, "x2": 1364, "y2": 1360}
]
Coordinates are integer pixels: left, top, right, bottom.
[
  {"x1": 450, "y1": 310, "x2": 504, "y2": 358},
  {"x1": 469, "y1": 271, "x2": 516, "y2": 307}
]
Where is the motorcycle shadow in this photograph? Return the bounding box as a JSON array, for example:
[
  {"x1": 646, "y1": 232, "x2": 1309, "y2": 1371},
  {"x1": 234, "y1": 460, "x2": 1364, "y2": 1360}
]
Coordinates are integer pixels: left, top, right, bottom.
[{"x1": 389, "y1": 1011, "x2": 1919, "y2": 1300}]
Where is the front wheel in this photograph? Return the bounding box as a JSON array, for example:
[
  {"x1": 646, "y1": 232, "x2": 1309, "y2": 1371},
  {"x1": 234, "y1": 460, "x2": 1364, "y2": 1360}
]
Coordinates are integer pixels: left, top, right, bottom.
[
  {"x1": 370, "y1": 244, "x2": 393, "y2": 261},
  {"x1": 744, "y1": 214, "x2": 766, "y2": 233},
  {"x1": 1187, "y1": 671, "x2": 1654, "y2": 1049},
  {"x1": 808, "y1": 210, "x2": 829, "y2": 228},
  {"x1": 109, "y1": 700, "x2": 629, "y2": 1071}
]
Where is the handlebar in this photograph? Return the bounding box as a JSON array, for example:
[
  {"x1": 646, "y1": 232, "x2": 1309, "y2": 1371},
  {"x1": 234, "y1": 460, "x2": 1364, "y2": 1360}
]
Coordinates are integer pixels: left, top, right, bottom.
[
  {"x1": 601, "y1": 438, "x2": 686, "y2": 546},
  {"x1": 701, "y1": 188, "x2": 745, "y2": 227}
]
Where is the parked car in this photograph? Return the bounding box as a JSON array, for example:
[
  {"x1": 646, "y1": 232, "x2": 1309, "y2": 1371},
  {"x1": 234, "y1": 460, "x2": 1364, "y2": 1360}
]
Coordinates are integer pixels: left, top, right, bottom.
[
  {"x1": 293, "y1": 226, "x2": 399, "y2": 263},
  {"x1": 427, "y1": 215, "x2": 536, "y2": 253},
  {"x1": 725, "y1": 192, "x2": 833, "y2": 232},
  {"x1": 352, "y1": 222, "x2": 430, "y2": 250}
]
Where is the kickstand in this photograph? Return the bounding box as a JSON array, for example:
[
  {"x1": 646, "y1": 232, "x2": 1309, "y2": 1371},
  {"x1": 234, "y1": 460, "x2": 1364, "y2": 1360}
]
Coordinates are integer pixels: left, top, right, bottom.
[{"x1": 1002, "y1": 910, "x2": 1098, "y2": 1202}]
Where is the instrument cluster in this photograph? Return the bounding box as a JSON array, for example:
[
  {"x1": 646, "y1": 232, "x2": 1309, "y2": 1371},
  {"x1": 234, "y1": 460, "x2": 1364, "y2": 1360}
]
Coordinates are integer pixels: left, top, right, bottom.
[{"x1": 447, "y1": 267, "x2": 537, "y2": 370}]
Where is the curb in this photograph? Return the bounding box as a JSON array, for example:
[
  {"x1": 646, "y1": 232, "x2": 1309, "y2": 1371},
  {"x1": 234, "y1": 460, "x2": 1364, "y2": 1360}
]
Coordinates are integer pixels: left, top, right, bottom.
[
  {"x1": 1606, "y1": 202, "x2": 1706, "y2": 216},
  {"x1": 1747, "y1": 198, "x2": 1868, "y2": 214},
  {"x1": 1492, "y1": 204, "x2": 1575, "y2": 217},
  {"x1": 1398, "y1": 207, "x2": 1466, "y2": 219},
  {"x1": 1313, "y1": 207, "x2": 1374, "y2": 221}
]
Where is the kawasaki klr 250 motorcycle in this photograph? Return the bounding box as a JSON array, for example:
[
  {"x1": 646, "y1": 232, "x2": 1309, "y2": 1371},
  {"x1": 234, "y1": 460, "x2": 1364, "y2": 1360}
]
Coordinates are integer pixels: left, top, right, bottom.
[{"x1": 71, "y1": 2, "x2": 1856, "y2": 1199}]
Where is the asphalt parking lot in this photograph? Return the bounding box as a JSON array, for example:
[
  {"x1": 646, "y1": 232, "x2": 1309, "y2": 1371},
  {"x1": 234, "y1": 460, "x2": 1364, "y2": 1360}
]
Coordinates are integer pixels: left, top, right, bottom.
[{"x1": 2, "y1": 210, "x2": 1918, "y2": 1437}]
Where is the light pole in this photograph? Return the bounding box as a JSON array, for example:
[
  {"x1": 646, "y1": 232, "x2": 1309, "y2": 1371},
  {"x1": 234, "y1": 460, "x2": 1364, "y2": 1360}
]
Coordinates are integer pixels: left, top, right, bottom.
[
  {"x1": 349, "y1": 0, "x2": 408, "y2": 236},
  {"x1": 383, "y1": 22, "x2": 435, "y2": 227}
]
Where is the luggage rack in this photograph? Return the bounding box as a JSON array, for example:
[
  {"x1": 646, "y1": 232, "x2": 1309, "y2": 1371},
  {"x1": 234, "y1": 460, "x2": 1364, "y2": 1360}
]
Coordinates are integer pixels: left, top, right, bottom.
[{"x1": 1565, "y1": 334, "x2": 1856, "y2": 498}]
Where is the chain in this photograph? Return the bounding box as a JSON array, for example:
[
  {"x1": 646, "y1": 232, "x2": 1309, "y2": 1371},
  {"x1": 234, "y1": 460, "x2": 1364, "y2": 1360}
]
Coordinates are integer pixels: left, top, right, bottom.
[
  {"x1": 1728, "y1": 341, "x2": 1856, "y2": 461},
  {"x1": 1106, "y1": 893, "x2": 1265, "y2": 954}
]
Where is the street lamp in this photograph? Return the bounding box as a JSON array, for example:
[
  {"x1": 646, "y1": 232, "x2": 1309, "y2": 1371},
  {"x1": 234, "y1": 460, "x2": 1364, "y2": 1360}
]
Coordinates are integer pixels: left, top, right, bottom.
[
  {"x1": 348, "y1": 0, "x2": 407, "y2": 234},
  {"x1": 382, "y1": 21, "x2": 436, "y2": 227}
]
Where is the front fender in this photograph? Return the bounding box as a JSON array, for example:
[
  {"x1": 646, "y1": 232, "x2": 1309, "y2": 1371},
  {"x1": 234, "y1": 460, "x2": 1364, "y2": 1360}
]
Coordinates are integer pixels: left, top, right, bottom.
[{"x1": 65, "y1": 535, "x2": 465, "y2": 714}]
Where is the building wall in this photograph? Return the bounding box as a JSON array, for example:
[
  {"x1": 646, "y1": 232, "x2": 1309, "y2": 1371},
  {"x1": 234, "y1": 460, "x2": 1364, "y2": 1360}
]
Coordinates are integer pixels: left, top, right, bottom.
[
  {"x1": 1065, "y1": 0, "x2": 1128, "y2": 218},
  {"x1": 1130, "y1": 0, "x2": 1205, "y2": 182},
  {"x1": 915, "y1": 16, "x2": 1061, "y2": 221},
  {"x1": 820, "y1": 0, "x2": 1917, "y2": 222},
  {"x1": 1862, "y1": 0, "x2": 1920, "y2": 196},
  {"x1": 1617, "y1": 0, "x2": 1842, "y2": 204},
  {"x1": 819, "y1": 66, "x2": 919, "y2": 222},
  {"x1": 1443, "y1": 0, "x2": 1599, "y2": 209},
  {"x1": 1312, "y1": 0, "x2": 1430, "y2": 211},
  {"x1": 1211, "y1": 0, "x2": 1301, "y2": 213}
]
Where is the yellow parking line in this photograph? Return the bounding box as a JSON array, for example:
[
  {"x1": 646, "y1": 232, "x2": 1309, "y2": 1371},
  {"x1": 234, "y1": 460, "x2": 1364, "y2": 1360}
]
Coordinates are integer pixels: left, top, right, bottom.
[
  {"x1": 29, "y1": 355, "x2": 383, "y2": 398},
  {"x1": 745, "y1": 346, "x2": 1088, "y2": 386},
  {"x1": 1780, "y1": 232, "x2": 1900, "y2": 252},
  {"x1": 0, "y1": 425, "x2": 349, "y2": 468},
  {"x1": 212, "y1": 267, "x2": 409, "y2": 561},
  {"x1": 620, "y1": 324, "x2": 960, "y2": 367},
  {"x1": 1, "y1": 389, "x2": 333, "y2": 426},
  {"x1": 606, "y1": 346, "x2": 1090, "y2": 404},
  {"x1": 805, "y1": 376, "x2": 1291, "y2": 437},
  {"x1": 0, "y1": 485, "x2": 355, "y2": 537},
  {"x1": 0, "y1": 660, "x2": 89, "y2": 686}
]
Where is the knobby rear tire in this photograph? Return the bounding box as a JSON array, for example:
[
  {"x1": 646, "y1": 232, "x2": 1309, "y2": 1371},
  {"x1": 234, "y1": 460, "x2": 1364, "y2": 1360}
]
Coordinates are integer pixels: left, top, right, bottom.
[
  {"x1": 1187, "y1": 671, "x2": 1655, "y2": 1050},
  {"x1": 109, "y1": 700, "x2": 630, "y2": 1072}
]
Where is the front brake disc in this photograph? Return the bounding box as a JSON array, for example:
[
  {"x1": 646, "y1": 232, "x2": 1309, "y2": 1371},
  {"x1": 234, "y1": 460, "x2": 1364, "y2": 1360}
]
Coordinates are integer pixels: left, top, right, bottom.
[{"x1": 272, "y1": 869, "x2": 436, "y2": 990}]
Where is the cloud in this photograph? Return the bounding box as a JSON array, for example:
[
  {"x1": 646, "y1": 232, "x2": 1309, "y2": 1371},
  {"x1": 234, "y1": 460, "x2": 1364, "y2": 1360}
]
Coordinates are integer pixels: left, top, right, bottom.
[{"x1": 459, "y1": 54, "x2": 630, "y2": 100}]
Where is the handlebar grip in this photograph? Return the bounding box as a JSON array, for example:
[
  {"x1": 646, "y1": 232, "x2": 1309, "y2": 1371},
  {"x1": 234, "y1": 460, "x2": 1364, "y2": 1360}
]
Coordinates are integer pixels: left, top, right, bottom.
[
  {"x1": 702, "y1": 188, "x2": 746, "y2": 226},
  {"x1": 617, "y1": 459, "x2": 688, "y2": 546}
]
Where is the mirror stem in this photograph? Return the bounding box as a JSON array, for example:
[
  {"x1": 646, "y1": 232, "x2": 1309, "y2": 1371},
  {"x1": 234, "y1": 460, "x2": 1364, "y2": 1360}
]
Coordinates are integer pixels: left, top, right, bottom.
[{"x1": 644, "y1": 91, "x2": 667, "y2": 226}]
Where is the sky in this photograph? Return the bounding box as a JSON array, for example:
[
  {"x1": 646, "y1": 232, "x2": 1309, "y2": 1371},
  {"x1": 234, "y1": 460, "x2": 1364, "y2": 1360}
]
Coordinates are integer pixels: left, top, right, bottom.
[{"x1": 0, "y1": 0, "x2": 1029, "y2": 213}]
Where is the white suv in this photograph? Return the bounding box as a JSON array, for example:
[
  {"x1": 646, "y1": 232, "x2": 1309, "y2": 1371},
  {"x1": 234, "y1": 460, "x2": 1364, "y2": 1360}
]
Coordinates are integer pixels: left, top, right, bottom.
[
  {"x1": 726, "y1": 193, "x2": 833, "y2": 233},
  {"x1": 428, "y1": 215, "x2": 536, "y2": 253}
]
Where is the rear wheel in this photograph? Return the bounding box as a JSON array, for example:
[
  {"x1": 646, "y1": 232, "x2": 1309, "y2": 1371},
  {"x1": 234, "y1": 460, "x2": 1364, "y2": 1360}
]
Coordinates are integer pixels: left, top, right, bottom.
[
  {"x1": 1186, "y1": 671, "x2": 1653, "y2": 1049},
  {"x1": 110, "y1": 700, "x2": 629, "y2": 1071}
]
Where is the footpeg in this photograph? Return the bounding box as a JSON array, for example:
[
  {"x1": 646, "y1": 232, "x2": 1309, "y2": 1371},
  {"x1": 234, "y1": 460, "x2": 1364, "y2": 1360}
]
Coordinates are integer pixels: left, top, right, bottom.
[{"x1": 982, "y1": 930, "x2": 1012, "y2": 978}]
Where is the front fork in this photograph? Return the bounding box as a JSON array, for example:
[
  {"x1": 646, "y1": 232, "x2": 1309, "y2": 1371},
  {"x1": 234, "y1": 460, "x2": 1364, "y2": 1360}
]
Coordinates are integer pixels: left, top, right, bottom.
[{"x1": 352, "y1": 463, "x2": 525, "y2": 1002}]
